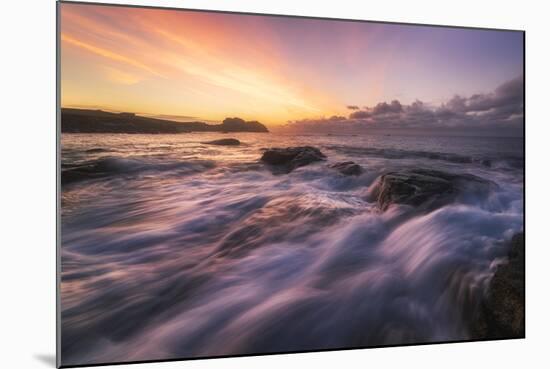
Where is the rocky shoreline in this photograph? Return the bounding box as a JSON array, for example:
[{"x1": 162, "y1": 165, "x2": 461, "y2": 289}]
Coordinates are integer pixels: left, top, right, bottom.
[
  {"x1": 61, "y1": 140, "x2": 524, "y2": 359},
  {"x1": 471, "y1": 233, "x2": 525, "y2": 339},
  {"x1": 62, "y1": 144, "x2": 525, "y2": 338},
  {"x1": 259, "y1": 146, "x2": 524, "y2": 340}
]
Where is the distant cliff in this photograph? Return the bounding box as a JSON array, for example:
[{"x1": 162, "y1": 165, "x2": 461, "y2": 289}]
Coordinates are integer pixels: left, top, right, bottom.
[
  {"x1": 61, "y1": 109, "x2": 269, "y2": 133},
  {"x1": 219, "y1": 117, "x2": 268, "y2": 133}
]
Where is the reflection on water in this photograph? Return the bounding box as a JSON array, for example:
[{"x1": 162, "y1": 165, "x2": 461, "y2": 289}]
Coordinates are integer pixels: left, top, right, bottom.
[{"x1": 60, "y1": 132, "x2": 523, "y2": 365}]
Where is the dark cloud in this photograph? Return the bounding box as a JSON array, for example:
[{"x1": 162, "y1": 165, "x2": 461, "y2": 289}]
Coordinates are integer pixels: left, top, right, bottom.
[
  {"x1": 346, "y1": 105, "x2": 360, "y2": 110},
  {"x1": 373, "y1": 100, "x2": 403, "y2": 115},
  {"x1": 285, "y1": 77, "x2": 524, "y2": 136},
  {"x1": 328, "y1": 115, "x2": 347, "y2": 121},
  {"x1": 348, "y1": 100, "x2": 403, "y2": 120},
  {"x1": 349, "y1": 110, "x2": 371, "y2": 119}
]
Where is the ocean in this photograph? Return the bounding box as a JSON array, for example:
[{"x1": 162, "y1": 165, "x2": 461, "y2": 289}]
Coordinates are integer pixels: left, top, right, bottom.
[{"x1": 60, "y1": 132, "x2": 524, "y2": 365}]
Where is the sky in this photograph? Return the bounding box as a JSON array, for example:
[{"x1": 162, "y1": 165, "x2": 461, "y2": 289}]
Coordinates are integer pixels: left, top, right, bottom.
[{"x1": 60, "y1": 3, "x2": 524, "y2": 133}]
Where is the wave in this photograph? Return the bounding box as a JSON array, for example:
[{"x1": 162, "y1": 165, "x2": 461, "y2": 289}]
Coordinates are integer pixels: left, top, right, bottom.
[
  {"x1": 61, "y1": 200, "x2": 521, "y2": 364},
  {"x1": 62, "y1": 156, "x2": 216, "y2": 185},
  {"x1": 60, "y1": 165, "x2": 522, "y2": 364},
  {"x1": 59, "y1": 134, "x2": 523, "y2": 365},
  {"x1": 325, "y1": 145, "x2": 523, "y2": 169},
  {"x1": 85, "y1": 148, "x2": 112, "y2": 153}
]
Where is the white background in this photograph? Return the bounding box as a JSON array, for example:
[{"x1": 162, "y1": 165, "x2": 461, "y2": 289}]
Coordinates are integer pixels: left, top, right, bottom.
[{"x1": 0, "y1": 0, "x2": 548, "y2": 368}]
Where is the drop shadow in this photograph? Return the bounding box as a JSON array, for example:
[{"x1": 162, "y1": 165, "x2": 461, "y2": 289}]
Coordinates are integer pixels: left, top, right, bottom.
[{"x1": 34, "y1": 354, "x2": 56, "y2": 367}]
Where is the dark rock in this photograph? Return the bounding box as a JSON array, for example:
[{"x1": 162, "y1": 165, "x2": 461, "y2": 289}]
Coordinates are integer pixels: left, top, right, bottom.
[
  {"x1": 370, "y1": 169, "x2": 495, "y2": 211},
  {"x1": 481, "y1": 159, "x2": 492, "y2": 167},
  {"x1": 203, "y1": 138, "x2": 241, "y2": 146},
  {"x1": 61, "y1": 157, "x2": 139, "y2": 185},
  {"x1": 329, "y1": 161, "x2": 363, "y2": 176},
  {"x1": 220, "y1": 117, "x2": 269, "y2": 133},
  {"x1": 61, "y1": 161, "x2": 114, "y2": 185},
  {"x1": 261, "y1": 146, "x2": 326, "y2": 173},
  {"x1": 471, "y1": 233, "x2": 525, "y2": 339}
]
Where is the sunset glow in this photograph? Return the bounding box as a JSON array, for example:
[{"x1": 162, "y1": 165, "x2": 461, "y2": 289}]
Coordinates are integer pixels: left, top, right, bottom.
[{"x1": 60, "y1": 3, "x2": 523, "y2": 126}]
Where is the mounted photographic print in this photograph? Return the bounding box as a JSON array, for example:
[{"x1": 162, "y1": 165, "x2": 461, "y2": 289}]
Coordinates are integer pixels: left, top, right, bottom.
[{"x1": 57, "y1": 1, "x2": 525, "y2": 367}]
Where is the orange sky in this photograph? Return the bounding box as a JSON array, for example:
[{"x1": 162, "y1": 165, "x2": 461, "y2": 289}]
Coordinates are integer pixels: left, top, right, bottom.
[
  {"x1": 60, "y1": 3, "x2": 344, "y2": 124},
  {"x1": 60, "y1": 3, "x2": 523, "y2": 126}
]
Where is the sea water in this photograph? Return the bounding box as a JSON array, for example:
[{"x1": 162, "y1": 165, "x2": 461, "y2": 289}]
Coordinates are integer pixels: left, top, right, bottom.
[{"x1": 60, "y1": 132, "x2": 524, "y2": 364}]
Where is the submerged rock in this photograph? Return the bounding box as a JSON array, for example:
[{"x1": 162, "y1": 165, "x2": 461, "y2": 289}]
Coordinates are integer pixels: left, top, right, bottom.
[
  {"x1": 261, "y1": 146, "x2": 326, "y2": 173},
  {"x1": 472, "y1": 233, "x2": 525, "y2": 339},
  {"x1": 329, "y1": 161, "x2": 363, "y2": 176},
  {"x1": 61, "y1": 158, "x2": 134, "y2": 185},
  {"x1": 204, "y1": 138, "x2": 241, "y2": 146},
  {"x1": 369, "y1": 169, "x2": 495, "y2": 211}
]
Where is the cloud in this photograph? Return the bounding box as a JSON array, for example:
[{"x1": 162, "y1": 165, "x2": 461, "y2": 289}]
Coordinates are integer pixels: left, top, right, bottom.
[
  {"x1": 328, "y1": 115, "x2": 347, "y2": 121},
  {"x1": 284, "y1": 76, "x2": 524, "y2": 136},
  {"x1": 349, "y1": 110, "x2": 371, "y2": 119},
  {"x1": 61, "y1": 34, "x2": 164, "y2": 77},
  {"x1": 373, "y1": 100, "x2": 403, "y2": 115},
  {"x1": 346, "y1": 105, "x2": 360, "y2": 110}
]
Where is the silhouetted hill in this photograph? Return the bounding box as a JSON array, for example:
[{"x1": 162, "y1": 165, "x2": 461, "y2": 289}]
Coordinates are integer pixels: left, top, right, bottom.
[
  {"x1": 61, "y1": 109, "x2": 269, "y2": 133},
  {"x1": 220, "y1": 117, "x2": 268, "y2": 133}
]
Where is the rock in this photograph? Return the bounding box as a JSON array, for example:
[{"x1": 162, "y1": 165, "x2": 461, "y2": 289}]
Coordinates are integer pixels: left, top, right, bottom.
[
  {"x1": 472, "y1": 233, "x2": 525, "y2": 339},
  {"x1": 220, "y1": 117, "x2": 269, "y2": 133},
  {"x1": 370, "y1": 169, "x2": 494, "y2": 211},
  {"x1": 261, "y1": 146, "x2": 326, "y2": 173},
  {"x1": 203, "y1": 138, "x2": 241, "y2": 146},
  {"x1": 61, "y1": 157, "x2": 142, "y2": 185},
  {"x1": 329, "y1": 161, "x2": 363, "y2": 176}
]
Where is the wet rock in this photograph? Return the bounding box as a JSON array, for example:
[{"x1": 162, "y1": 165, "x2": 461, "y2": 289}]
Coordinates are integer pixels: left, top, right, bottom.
[
  {"x1": 62, "y1": 168, "x2": 95, "y2": 185},
  {"x1": 370, "y1": 169, "x2": 495, "y2": 211},
  {"x1": 261, "y1": 146, "x2": 326, "y2": 173},
  {"x1": 481, "y1": 159, "x2": 492, "y2": 167},
  {"x1": 472, "y1": 233, "x2": 525, "y2": 339},
  {"x1": 61, "y1": 158, "x2": 130, "y2": 185},
  {"x1": 204, "y1": 138, "x2": 241, "y2": 146},
  {"x1": 329, "y1": 161, "x2": 363, "y2": 176}
]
